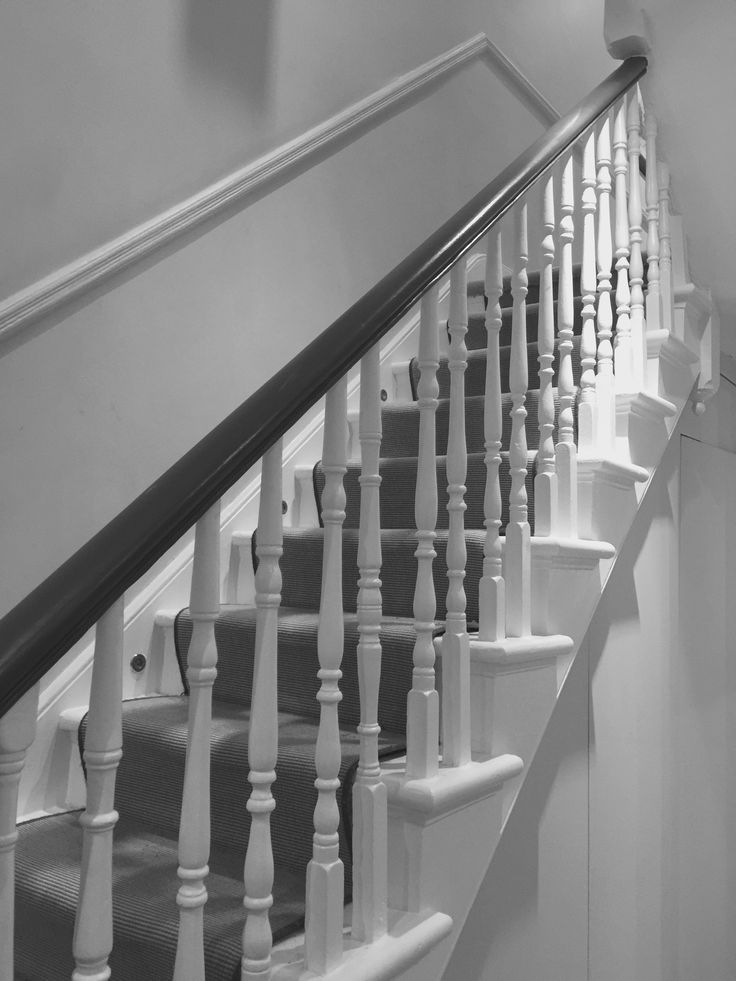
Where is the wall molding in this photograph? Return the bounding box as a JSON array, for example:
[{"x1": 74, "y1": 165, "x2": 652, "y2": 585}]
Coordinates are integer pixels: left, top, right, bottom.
[{"x1": 0, "y1": 34, "x2": 557, "y2": 349}]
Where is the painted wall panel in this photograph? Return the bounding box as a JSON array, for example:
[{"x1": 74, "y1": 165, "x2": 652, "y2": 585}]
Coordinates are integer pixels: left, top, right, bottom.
[{"x1": 443, "y1": 644, "x2": 589, "y2": 981}]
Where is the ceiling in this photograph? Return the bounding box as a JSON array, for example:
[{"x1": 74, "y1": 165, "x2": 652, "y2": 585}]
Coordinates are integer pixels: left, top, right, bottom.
[{"x1": 641, "y1": 0, "x2": 736, "y2": 345}]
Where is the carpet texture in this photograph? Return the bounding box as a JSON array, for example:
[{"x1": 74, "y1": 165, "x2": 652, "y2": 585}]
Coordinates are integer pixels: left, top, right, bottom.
[{"x1": 14, "y1": 268, "x2": 585, "y2": 980}]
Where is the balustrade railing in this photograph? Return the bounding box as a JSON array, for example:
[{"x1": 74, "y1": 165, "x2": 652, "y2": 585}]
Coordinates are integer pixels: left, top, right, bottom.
[{"x1": 1, "y1": 59, "x2": 670, "y2": 981}]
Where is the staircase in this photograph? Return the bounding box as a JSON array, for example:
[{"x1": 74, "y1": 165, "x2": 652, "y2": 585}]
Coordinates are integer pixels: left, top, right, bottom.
[{"x1": 0, "y1": 58, "x2": 718, "y2": 981}]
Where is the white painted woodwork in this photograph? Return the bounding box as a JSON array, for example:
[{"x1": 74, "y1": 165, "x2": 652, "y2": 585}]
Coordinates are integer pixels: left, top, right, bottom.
[
  {"x1": 479, "y1": 228, "x2": 506, "y2": 640},
  {"x1": 644, "y1": 106, "x2": 661, "y2": 339},
  {"x1": 658, "y1": 161, "x2": 674, "y2": 337},
  {"x1": 305, "y1": 376, "x2": 348, "y2": 975},
  {"x1": 174, "y1": 502, "x2": 221, "y2": 981},
  {"x1": 627, "y1": 89, "x2": 646, "y2": 390},
  {"x1": 595, "y1": 114, "x2": 616, "y2": 453},
  {"x1": 406, "y1": 285, "x2": 440, "y2": 780},
  {"x1": 534, "y1": 174, "x2": 558, "y2": 536},
  {"x1": 442, "y1": 258, "x2": 471, "y2": 768},
  {"x1": 505, "y1": 204, "x2": 532, "y2": 637},
  {"x1": 0, "y1": 684, "x2": 39, "y2": 981},
  {"x1": 613, "y1": 99, "x2": 634, "y2": 393},
  {"x1": 603, "y1": 0, "x2": 651, "y2": 58},
  {"x1": 352, "y1": 343, "x2": 388, "y2": 943},
  {"x1": 578, "y1": 130, "x2": 599, "y2": 455},
  {"x1": 72, "y1": 598, "x2": 124, "y2": 981},
  {"x1": 555, "y1": 155, "x2": 578, "y2": 537},
  {"x1": 242, "y1": 442, "x2": 283, "y2": 980}
]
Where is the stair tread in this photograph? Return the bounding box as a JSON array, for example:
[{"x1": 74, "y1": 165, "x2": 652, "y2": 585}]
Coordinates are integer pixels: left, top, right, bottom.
[
  {"x1": 15, "y1": 811, "x2": 306, "y2": 981},
  {"x1": 175, "y1": 605, "x2": 417, "y2": 732},
  {"x1": 95, "y1": 694, "x2": 405, "y2": 858}
]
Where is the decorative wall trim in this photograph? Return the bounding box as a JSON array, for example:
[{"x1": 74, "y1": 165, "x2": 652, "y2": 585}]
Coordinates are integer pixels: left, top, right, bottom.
[
  {"x1": 0, "y1": 34, "x2": 557, "y2": 349},
  {"x1": 482, "y1": 37, "x2": 559, "y2": 126}
]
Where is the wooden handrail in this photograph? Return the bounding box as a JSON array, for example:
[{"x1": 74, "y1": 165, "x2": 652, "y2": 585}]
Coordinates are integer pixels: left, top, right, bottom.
[{"x1": 0, "y1": 56, "x2": 646, "y2": 718}]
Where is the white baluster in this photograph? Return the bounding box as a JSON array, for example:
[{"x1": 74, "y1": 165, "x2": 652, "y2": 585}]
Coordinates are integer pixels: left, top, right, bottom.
[
  {"x1": 305, "y1": 377, "x2": 348, "y2": 975},
  {"x1": 596, "y1": 114, "x2": 616, "y2": 452},
  {"x1": 174, "y1": 502, "x2": 221, "y2": 981},
  {"x1": 535, "y1": 174, "x2": 558, "y2": 536},
  {"x1": 658, "y1": 161, "x2": 674, "y2": 337},
  {"x1": 479, "y1": 228, "x2": 506, "y2": 640},
  {"x1": 644, "y1": 105, "x2": 662, "y2": 392},
  {"x1": 442, "y1": 259, "x2": 471, "y2": 768},
  {"x1": 0, "y1": 685, "x2": 39, "y2": 981},
  {"x1": 627, "y1": 90, "x2": 646, "y2": 390},
  {"x1": 406, "y1": 286, "x2": 440, "y2": 780},
  {"x1": 72, "y1": 599, "x2": 124, "y2": 981},
  {"x1": 613, "y1": 99, "x2": 634, "y2": 393},
  {"x1": 351, "y1": 344, "x2": 387, "y2": 943},
  {"x1": 644, "y1": 106, "x2": 661, "y2": 337},
  {"x1": 242, "y1": 442, "x2": 283, "y2": 981},
  {"x1": 555, "y1": 154, "x2": 578, "y2": 537},
  {"x1": 578, "y1": 130, "x2": 598, "y2": 455},
  {"x1": 506, "y1": 204, "x2": 531, "y2": 637}
]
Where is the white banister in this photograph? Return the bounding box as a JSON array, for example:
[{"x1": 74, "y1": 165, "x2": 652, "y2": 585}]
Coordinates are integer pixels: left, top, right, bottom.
[
  {"x1": 0, "y1": 685, "x2": 39, "y2": 981},
  {"x1": 506, "y1": 204, "x2": 531, "y2": 637},
  {"x1": 305, "y1": 377, "x2": 348, "y2": 975},
  {"x1": 578, "y1": 130, "x2": 598, "y2": 455},
  {"x1": 658, "y1": 161, "x2": 674, "y2": 336},
  {"x1": 72, "y1": 598, "x2": 124, "y2": 981},
  {"x1": 406, "y1": 285, "x2": 440, "y2": 780},
  {"x1": 627, "y1": 89, "x2": 646, "y2": 390},
  {"x1": 555, "y1": 154, "x2": 578, "y2": 537},
  {"x1": 644, "y1": 106, "x2": 661, "y2": 338},
  {"x1": 613, "y1": 99, "x2": 634, "y2": 393},
  {"x1": 479, "y1": 228, "x2": 506, "y2": 639},
  {"x1": 174, "y1": 502, "x2": 221, "y2": 981},
  {"x1": 351, "y1": 343, "x2": 387, "y2": 943},
  {"x1": 595, "y1": 114, "x2": 616, "y2": 453},
  {"x1": 242, "y1": 442, "x2": 283, "y2": 980},
  {"x1": 442, "y1": 259, "x2": 471, "y2": 768},
  {"x1": 534, "y1": 174, "x2": 558, "y2": 536}
]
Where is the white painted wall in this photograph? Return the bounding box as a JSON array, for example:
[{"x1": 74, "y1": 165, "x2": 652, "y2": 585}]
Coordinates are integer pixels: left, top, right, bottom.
[
  {"x1": 0, "y1": 0, "x2": 609, "y2": 301},
  {"x1": 639, "y1": 0, "x2": 736, "y2": 335},
  {"x1": 588, "y1": 379, "x2": 736, "y2": 981},
  {"x1": 0, "y1": 3, "x2": 612, "y2": 619},
  {"x1": 443, "y1": 378, "x2": 736, "y2": 980}
]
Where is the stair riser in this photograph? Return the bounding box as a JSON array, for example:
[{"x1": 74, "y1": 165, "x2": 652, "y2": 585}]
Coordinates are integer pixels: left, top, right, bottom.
[
  {"x1": 175, "y1": 612, "x2": 416, "y2": 736},
  {"x1": 380, "y1": 389, "x2": 576, "y2": 458},
  {"x1": 315, "y1": 453, "x2": 536, "y2": 532},
  {"x1": 271, "y1": 530, "x2": 487, "y2": 622},
  {"x1": 412, "y1": 339, "x2": 582, "y2": 400},
  {"x1": 464, "y1": 296, "x2": 584, "y2": 350}
]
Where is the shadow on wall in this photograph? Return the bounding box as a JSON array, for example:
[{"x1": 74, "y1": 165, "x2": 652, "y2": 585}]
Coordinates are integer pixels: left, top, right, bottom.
[{"x1": 185, "y1": 0, "x2": 274, "y2": 110}]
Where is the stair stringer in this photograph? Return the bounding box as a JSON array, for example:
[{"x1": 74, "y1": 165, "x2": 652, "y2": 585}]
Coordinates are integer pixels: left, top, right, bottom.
[{"x1": 365, "y1": 300, "x2": 708, "y2": 981}]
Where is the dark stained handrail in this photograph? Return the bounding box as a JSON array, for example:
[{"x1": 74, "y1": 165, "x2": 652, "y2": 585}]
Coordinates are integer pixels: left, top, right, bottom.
[{"x1": 0, "y1": 57, "x2": 646, "y2": 717}]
